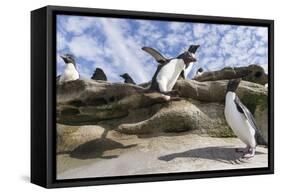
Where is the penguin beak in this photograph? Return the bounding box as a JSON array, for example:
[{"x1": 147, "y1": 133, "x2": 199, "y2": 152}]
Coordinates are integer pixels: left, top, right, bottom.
[{"x1": 60, "y1": 55, "x2": 67, "y2": 60}]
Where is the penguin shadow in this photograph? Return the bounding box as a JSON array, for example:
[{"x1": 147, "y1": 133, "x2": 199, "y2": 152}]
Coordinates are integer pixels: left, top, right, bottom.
[
  {"x1": 158, "y1": 146, "x2": 264, "y2": 164},
  {"x1": 58, "y1": 129, "x2": 137, "y2": 160}
]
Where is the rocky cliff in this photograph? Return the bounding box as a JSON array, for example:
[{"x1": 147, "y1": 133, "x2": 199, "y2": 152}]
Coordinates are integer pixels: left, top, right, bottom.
[{"x1": 56, "y1": 74, "x2": 268, "y2": 152}]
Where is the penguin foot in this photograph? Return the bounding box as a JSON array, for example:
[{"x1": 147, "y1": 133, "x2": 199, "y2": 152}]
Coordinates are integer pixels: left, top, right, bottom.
[
  {"x1": 161, "y1": 94, "x2": 171, "y2": 101},
  {"x1": 160, "y1": 95, "x2": 183, "y2": 101},
  {"x1": 242, "y1": 152, "x2": 255, "y2": 159},
  {"x1": 242, "y1": 148, "x2": 255, "y2": 159}
]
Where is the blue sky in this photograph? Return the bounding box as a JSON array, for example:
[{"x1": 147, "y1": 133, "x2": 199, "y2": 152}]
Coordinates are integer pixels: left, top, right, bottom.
[{"x1": 57, "y1": 15, "x2": 268, "y2": 84}]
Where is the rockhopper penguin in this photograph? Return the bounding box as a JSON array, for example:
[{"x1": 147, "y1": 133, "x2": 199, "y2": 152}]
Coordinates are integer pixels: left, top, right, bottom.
[
  {"x1": 91, "y1": 68, "x2": 107, "y2": 81},
  {"x1": 196, "y1": 67, "x2": 204, "y2": 76},
  {"x1": 180, "y1": 45, "x2": 201, "y2": 79},
  {"x1": 59, "y1": 54, "x2": 79, "y2": 84},
  {"x1": 224, "y1": 79, "x2": 267, "y2": 158},
  {"x1": 142, "y1": 45, "x2": 200, "y2": 97},
  {"x1": 120, "y1": 73, "x2": 136, "y2": 85}
]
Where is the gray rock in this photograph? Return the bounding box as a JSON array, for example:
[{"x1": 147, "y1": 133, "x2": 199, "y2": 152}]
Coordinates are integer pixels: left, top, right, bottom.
[{"x1": 56, "y1": 79, "x2": 268, "y2": 152}]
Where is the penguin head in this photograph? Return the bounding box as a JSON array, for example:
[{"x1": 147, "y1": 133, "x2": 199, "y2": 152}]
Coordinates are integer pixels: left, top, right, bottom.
[
  {"x1": 197, "y1": 67, "x2": 204, "y2": 74},
  {"x1": 60, "y1": 54, "x2": 76, "y2": 66},
  {"x1": 178, "y1": 45, "x2": 200, "y2": 66},
  {"x1": 226, "y1": 78, "x2": 242, "y2": 93},
  {"x1": 95, "y1": 67, "x2": 104, "y2": 74},
  {"x1": 120, "y1": 73, "x2": 130, "y2": 79},
  {"x1": 188, "y1": 45, "x2": 200, "y2": 54},
  {"x1": 177, "y1": 51, "x2": 197, "y2": 66}
]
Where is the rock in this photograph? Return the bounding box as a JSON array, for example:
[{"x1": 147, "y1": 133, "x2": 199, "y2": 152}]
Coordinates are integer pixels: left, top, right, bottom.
[
  {"x1": 254, "y1": 104, "x2": 268, "y2": 143},
  {"x1": 193, "y1": 64, "x2": 268, "y2": 85},
  {"x1": 117, "y1": 100, "x2": 234, "y2": 136},
  {"x1": 56, "y1": 78, "x2": 268, "y2": 152},
  {"x1": 57, "y1": 124, "x2": 106, "y2": 153}
]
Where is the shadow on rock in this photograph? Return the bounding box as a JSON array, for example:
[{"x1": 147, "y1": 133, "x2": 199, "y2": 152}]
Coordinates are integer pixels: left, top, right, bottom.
[
  {"x1": 137, "y1": 131, "x2": 190, "y2": 139},
  {"x1": 66, "y1": 138, "x2": 137, "y2": 160},
  {"x1": 158, "y1": 146, "x2": 264, "y2": 164}
]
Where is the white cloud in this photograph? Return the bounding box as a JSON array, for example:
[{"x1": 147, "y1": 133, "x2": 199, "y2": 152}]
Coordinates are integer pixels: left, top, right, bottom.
[
  {"x1": 164, "y1": 34, "x2": 183, "y2": 45},
  {"x1": 136, "y1": 20, "x2": 158, "y2": 38},
  {"x1": 203, "y1": 45, "x2": 218, "y2": 56},
  {"x1": 193, "y1": 23, "x2": 208, "y2": 38},
  {"x1": 256, "y1": 27, "x2": 268, "y2": 42},
  {"x1": 57, "y1": 16, "x2": 269, "y2": 82},
  {"x1": 67, "y1": 35, "x2": 103, "y2": 60},
  {"x1": 223, "y1": 32, "x2": 236, "y2": 44},
  {"x1": 235, "y1": 38, "x2": 251, "y2": 49},
  {"x1": 100, "y1": 18, "x2": 151, "y2": 83},
  {"x1": 216, "y1": 24, "x2": 231, "y2": 33},
  {"x1": 63, "y1": 16, "x2": 101, "y2": 35},
  {"x1": 57, "y1": 31, "x2": 67, "y2": 51},
  {"x1": 169, "y1": 22, "x2": 188, "y2": 33},
  {"x1": 196, "y1": 24, "x2": 269, "y2": 75},
  {"x1": 256, "y1": 47, "x2": 267, "y2": 55}
]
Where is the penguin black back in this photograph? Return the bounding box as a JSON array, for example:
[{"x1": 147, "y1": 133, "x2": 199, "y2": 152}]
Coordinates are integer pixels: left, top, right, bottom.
[
  {"x1": 91, "y1": 68, "x2": 107, "y2": 81},
  {"x1": 120, "y1": 73, "x2": 136, "y2": 84}
]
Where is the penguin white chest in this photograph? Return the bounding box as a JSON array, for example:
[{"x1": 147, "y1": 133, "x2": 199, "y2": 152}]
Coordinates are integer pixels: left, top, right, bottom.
[
  {"x1": 182, "y1": 62, "x2": 194, "y2": 78},
  {"x1": 59, "y1": 63, "x2": 79, "y2": 83},
  {"x1": 224, "y1": 92, "x2": 256, "y2": 147},
  {"x1": 156, "y1": 59, "x2": 185, "y2": 92},
  {"x1": 185, "y1": 62, "x2": 194, "y2": 77}
]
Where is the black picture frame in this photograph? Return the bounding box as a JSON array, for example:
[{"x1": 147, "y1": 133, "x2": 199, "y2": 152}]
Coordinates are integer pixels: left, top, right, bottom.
[{"x1": 31, "y1": 5, "x2": 274, "y2": 188}]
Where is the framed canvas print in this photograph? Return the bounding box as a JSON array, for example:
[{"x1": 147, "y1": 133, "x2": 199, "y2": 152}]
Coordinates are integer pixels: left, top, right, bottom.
[{"x1": 31, "y1": 5, "x2": 274, "y2": 188}]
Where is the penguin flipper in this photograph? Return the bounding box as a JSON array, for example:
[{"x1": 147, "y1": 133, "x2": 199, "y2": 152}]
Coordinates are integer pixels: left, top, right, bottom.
[
  {"x1": 188, "y1": 45, "x2": 200, "y2": 53},
  {"x1": 142, "y1": 47, "x2": 168, "y2": 63},
  {"x1": 234, "y1": 96, "x2": 267, "y2": 146}
]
